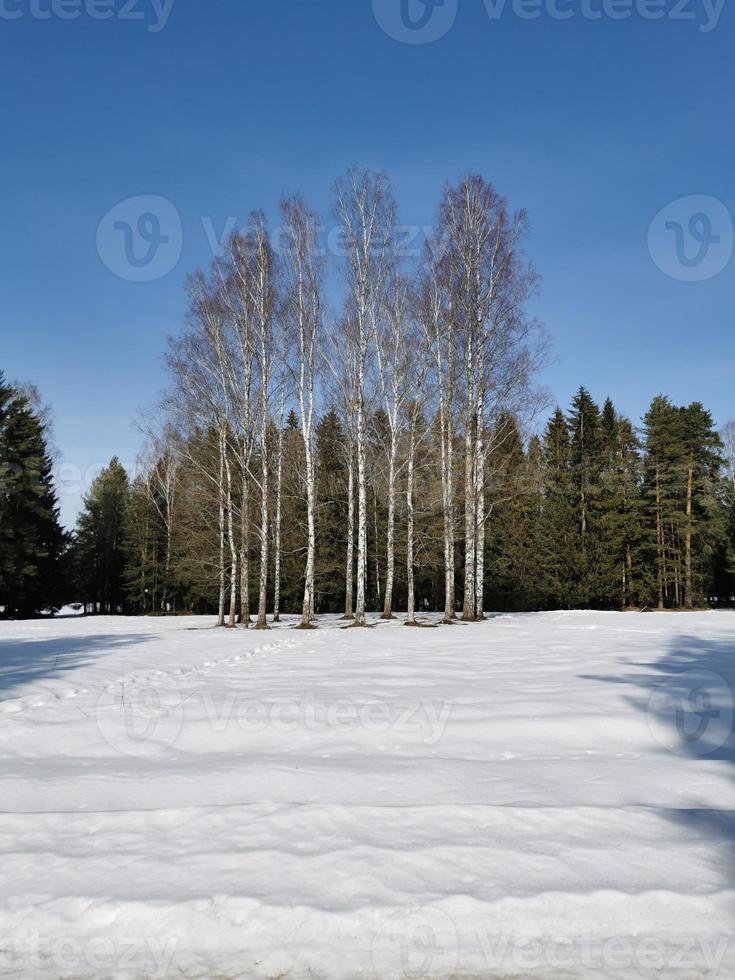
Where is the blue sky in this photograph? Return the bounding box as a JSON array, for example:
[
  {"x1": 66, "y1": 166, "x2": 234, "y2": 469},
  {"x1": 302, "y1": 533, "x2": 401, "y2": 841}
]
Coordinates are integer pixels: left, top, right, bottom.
[{"x1": 1, "y1": 0, "x2": 733, "y2": 526}]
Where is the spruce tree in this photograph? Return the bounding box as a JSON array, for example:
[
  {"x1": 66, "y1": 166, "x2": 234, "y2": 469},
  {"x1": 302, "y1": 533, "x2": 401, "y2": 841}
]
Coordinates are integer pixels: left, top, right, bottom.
[
  {"x1": 642, "y1": 398, "x2": 725, "y2": 608},
  {"x1": 567, "y1": 387, "x2": 603, "y2": 605},
  {"x1": 678, "y1": 403, "x2": 724, "y2": 607},
  {"x1": 536, "y1": 408, "x2": 577, "y2": 608},
  {"x1": 0, "y1": 372, "x2": 16, "y2": 610},
  {"x1": 315, "y1": 410, "x2": 349, "y2": 611},
  {"x1": 0, "y1": 379, "x2": 67, "y2": 617},
  {"x1": 74, "y1": 457, "x2": 131, "y2": 614},
  {"x1": 485, "y1": 415, "x2": 539, "y2": 610},
  {"x1": 596, "y1": 401, "x2": 649, "y2": 607}
]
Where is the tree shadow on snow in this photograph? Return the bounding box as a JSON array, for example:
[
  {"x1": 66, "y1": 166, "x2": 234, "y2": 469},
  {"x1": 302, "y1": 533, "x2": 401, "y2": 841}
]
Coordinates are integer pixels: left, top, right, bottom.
[
  {"x1": 583, "y1": 631, "x2": 735, "y2": 886},
  {"x1": 0, "y1": 633, "x2": 151, "y2": 701}
]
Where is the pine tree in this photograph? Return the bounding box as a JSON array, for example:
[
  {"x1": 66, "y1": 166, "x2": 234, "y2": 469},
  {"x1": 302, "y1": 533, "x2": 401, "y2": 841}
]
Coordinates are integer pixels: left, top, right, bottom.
[
  {"x1": 485, "y1": 415, "x2": 539, "y2": 610},
  {"x1": 679, "y1": 403, "x2": 724, "y2": 607},
  {"x1": 0, "y1": 372, "x2": 16, "y2": 610},
  {"x1": 567, "y1": 387, "x2": 603, "y2": 606},
  {"x1": 0, "y1": 378, "x2": 67, "y2": 617},
  {"x1": 596, "y1": 401, "x2": 648, "y2": 607},
  {"x1": 315, "y1": 410, "x2": 349, "y2": 612},
  {"x1": 642, "y1": 398, "x2": 725, "y2": 608},
  {"x1": 536, "y1": 408, "x2": 577, "y2": 608},
  {"x1": 74, "y1": 457, "x2": 131, "y2": 614}
]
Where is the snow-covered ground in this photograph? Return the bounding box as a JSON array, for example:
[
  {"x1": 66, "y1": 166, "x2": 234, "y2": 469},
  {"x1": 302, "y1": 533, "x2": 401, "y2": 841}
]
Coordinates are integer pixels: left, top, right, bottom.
[{"x1": 0, "y1": 610, "x2": 733, "y2": 979}]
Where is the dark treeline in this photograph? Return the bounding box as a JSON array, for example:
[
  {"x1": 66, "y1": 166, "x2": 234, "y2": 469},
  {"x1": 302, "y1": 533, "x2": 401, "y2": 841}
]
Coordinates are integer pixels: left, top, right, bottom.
[{"x1": 72, "y1": 387, "x2": 735, "y2": 619}]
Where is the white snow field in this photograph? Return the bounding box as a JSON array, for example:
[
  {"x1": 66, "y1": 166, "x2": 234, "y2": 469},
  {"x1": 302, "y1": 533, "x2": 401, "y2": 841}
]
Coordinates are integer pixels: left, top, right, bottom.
[{"x1": 0, "y1": 610, "x2": 734, "y2": 979}]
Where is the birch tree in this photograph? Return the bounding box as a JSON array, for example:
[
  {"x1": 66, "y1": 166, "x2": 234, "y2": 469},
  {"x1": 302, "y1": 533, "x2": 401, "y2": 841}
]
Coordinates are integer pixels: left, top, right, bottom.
[
  {"x1": 334, "y1": 167, "x2": 395, "y2": 627},
  {"x1": 168, "y1": 271, "x2": 238, "y2": 626},
  {"x1": 374, "y1": 271, "x2": 411, "y2": 619},
  {"x1": 272, "y1": 384, "x2": 286, "y2": 622},
  {"x1": 242, "y1": 213, "x2": 278, "y2": 630},
  {"x1": 219, "y1": 232, "x2": 260, "y2": 626},
  {"x1": 418, "y1": 245, "x2": 458, "y2": 623},
  {"x1": 281, "y1": 195, "x2": 324, "y2": 628},
  {"x1": 437, "y1": 176, "x2": 538, "y2": 621}
]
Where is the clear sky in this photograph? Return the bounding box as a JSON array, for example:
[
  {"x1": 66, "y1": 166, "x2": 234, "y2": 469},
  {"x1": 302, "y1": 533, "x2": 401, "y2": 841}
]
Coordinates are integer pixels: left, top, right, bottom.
[{"x1": 1, "y1": 0, "x2": 733, "y2": 527}]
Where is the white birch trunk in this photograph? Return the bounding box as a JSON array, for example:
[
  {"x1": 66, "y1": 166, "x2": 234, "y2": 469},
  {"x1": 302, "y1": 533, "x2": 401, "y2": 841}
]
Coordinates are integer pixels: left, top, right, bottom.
[
  {"x1": 223, "y1": 431, "x2": 238, "y2": 627},
  {"x1": 255, "y1": 431, "x2": 269, "y2": 629},
  {"x1": 343, "y1": 443, "x2": 355, "y2": 619},
  {"x1": 273, "y1": 391, "x2": 285, "y2": 623},
  {"x1": 217, "y1": 430, "x2": 226, "y2": 627},
  {"x1": 302, "y1": 446, "x2": 316, "y2": 625},
  {"x1": 355, "y1": 382, "x2": 368, "y2": 625},
  {"x1": 474, "y1": 406, "x2": 486, "y2": 621},
  {"x1": 439, "y1": 382, "x2": 456, "y2": 622},
  {"x1": 282, "y1": 196, "x2": 322, "y2": 629},
  {"x1": 463, "y1": 410, "x2": 477, "y2": 620},
  {"x1": 382, "y1": 441, "x2": 397, "y2": 619},
  {"x1": 406, "y1": 424, "x2": 417, "y2": 626},
  {"x1": 240, "y1": 468, "x2": 250, "y2": 625}
]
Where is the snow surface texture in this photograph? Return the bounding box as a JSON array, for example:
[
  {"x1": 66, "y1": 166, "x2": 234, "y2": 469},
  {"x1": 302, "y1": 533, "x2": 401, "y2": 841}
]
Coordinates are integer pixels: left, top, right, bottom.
[{"x1": 0, "y1": 610, "x2": 734, "y2": 979}]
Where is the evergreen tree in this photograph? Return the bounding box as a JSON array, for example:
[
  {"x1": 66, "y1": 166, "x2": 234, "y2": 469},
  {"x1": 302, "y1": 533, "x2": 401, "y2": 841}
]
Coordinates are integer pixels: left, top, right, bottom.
[
  {"x1": 535, "y1": 408, "x2": 577, "y2": 608},
  {"x1": 74, "y1": 457, "x2": 131, "y2": 614},
  {"x1": 0, "y1": 377, "x2": 67, "y2": 617},
  {"x1": 0, "y1": 372, "x2": 16, "y2": 609},
  {"x1": 678, "y1": 403, "x2": 724, "y2": 607},
  {"x1": 567, "y1": 387, "x2": 603, "y2": 605},
  {"x1": 642, "y1": 398, "x2": 725, "y2": 608},
  {"x1": 643, "y1": 396, "x2": 681, "y2": 608},
  {"x1": 596, "y1": 402, "x2": 649, "y2": 607},
  {"x1": 485, "y1": 415, "x2": 539, "y2": 610},
  {"x1": 315, "y1": 410, "x2": 349, "y2": 611},
  {"x1": 124, "y1": 472, "x2": 166, "y2": 614}
]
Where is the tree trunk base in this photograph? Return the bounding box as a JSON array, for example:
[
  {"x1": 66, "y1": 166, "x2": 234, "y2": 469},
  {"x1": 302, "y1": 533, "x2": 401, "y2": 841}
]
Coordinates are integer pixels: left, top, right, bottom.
[
  {"x1": 254, "y1": 622, "x2": 271, "y2": 631},
  {"x1": 272, "y1": 615, "x2": 280, "y2": 623},
  {"x1": 380, "y1": 613, "x2": 396, "y2": 620},
  {"x1": 340, "y1": 613, "x2": 355, "y2": 621},
  {"x1": 347, "y1": 619, "x2": 371, "y2": 629},
  {"x1": 295, "y1": 622, "x2": 318, "y2": 630}
]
